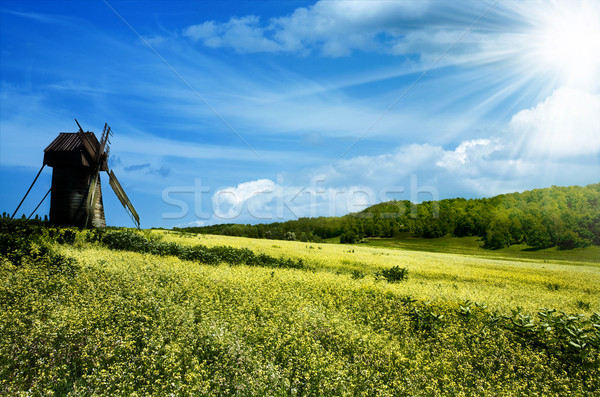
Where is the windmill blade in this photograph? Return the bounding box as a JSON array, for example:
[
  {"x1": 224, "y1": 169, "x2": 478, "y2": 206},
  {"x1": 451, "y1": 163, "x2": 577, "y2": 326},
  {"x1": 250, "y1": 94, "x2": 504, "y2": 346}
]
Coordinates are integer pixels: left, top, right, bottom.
[
  {"x1": 84, "y1": 169, "x2": 100, "y2": 227},
  {"x1": 78, "y1": 130, "x2": 97, "y2": 160},
  {"x1": 96, "y1": 123, "x2": 111, "y2": 163},
  {"x1": 108, "y1": 170, "x2": 140, "y2": 228},
  {"x1": 75, "y1": 119, "x2": 97, "y2": 161}
]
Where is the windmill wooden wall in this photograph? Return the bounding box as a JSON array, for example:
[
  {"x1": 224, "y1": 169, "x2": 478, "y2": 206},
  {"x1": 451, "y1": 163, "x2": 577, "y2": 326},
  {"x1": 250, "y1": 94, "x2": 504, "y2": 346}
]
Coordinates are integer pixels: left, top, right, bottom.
[
  {"x1": 48, "y1": 167, "x2": 105, "y2": 228},
  {"x1": 44, "y1": 132, "x2": 106, "y2": 228}
]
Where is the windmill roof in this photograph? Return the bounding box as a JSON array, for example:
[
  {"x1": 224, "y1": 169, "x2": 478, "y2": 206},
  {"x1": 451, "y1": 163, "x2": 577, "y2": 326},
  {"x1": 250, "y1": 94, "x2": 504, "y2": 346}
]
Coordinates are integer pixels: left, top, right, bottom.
[
  {"x1": 43, "y1": 132, "x2": 107, "y2": 170},
  {"x1": 44, "y1": 132, "x2": 100, "y2": 153}
]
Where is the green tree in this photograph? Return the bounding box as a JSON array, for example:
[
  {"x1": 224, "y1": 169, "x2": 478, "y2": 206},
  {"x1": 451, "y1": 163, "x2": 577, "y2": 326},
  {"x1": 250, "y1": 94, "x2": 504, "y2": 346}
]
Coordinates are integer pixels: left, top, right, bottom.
[{"x1": 483, "y1": 215, "x2": 512, "y2": 249}]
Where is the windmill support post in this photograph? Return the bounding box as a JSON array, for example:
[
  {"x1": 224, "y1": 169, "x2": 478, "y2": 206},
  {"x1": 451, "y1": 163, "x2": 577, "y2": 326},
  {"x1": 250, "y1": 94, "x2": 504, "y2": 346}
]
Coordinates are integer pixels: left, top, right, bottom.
[
  {"x1": 27, "y1": 188, "x2": 51, "y2": 220},
  {"x1": 11, "y1": 164, "x2": 45, "y2": 219}
]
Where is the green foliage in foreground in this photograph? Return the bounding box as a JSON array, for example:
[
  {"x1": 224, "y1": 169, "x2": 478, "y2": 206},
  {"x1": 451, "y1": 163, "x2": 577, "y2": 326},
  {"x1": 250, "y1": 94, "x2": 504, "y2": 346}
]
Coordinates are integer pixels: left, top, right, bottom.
[
  {"x1": 1, "y1": 249, "x2": 599, "y2": 395},
  {"x1": 1, "y1": 220, "x2": 599, "y2": 395}
]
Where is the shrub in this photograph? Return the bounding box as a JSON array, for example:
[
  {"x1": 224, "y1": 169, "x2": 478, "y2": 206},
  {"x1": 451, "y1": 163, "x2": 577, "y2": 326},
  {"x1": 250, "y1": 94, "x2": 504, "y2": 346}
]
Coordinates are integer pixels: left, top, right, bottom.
[
  {"x1": 55, "y1": 229, "x2": 77, "y2": 245},
  {"x1": 101, "y1": 230, "x2": 307, "y2": 270},
  {"x1": 102, "y1": 230, "x2": 149, "y2": 252},
  {"x1": 483, "y1": 227, "x2": 511, "y2": 249},
  {"x1": 374, "y1": 265, "x2": 408, "y2": 283},
  {"x1": 285, "y1": 231, "x2": 297, "y2": 241},
  {"x1": 0, "y1": 218, "x2": 79, "y2": 276},
  {"x1": 339, "y1": 232, "x2": 357, "y2": 244},
  {"x1": 422, "y1": 221, "x2": 445, "y2": 238},
  {"x1": 556, "y1": 230, "x2": 590, "y2": 250}
]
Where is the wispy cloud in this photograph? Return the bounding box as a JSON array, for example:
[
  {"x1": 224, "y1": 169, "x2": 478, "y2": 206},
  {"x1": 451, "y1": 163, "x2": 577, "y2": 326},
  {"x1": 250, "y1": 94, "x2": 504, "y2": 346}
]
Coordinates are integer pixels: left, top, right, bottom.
[
  {"x1": 1, "y1": 9, "x2": 79, "y2": 25},
  {"x1": 181, "y1": 0, "x2": 512, "y2": 59},
  {"x1": 124, "y1": 163, "x2": 151, "y2": 172},
  {"x1": 149, "y1": 166, "x2": 171, "y2": 178},
  {"x1": 202, "y1": 88, "x2": 600, "y2": 224},
  {"x1": 184, "y1": 16, "x2": 283, "y2": 53}
]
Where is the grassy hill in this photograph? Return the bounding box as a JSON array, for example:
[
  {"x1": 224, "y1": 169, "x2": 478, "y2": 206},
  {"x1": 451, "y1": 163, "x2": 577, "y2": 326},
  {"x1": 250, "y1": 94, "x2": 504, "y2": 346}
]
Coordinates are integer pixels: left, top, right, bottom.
[
  {"x1": 360, "y1": 232, "x2": 600, "y2": 263},
  {"x1": 1, "y1": 219, "x2": 599, "y2": 395},
  {"x1": 182, "y1": 183, "x2": 600, "y2": 253}
]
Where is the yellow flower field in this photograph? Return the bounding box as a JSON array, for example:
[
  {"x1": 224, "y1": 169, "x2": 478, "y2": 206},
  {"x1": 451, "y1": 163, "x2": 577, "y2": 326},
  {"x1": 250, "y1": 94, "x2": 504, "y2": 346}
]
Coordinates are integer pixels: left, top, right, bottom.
[
  {"x1": 155, "y1": 230, "x2": 600, "y2": 314},
  {"x1": 2, "y1": 222, "x2": 599, "y2": 395}
]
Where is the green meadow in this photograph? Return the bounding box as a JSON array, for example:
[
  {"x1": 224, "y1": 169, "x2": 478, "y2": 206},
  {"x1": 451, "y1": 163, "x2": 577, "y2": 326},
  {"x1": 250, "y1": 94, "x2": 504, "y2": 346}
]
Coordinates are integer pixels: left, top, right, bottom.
[
  {"x1": 1, "y1": 221, "x2": 599, "y2": 395},
  {"x1": 361, "y1": 232, "x2": 600, "y2": 264}
]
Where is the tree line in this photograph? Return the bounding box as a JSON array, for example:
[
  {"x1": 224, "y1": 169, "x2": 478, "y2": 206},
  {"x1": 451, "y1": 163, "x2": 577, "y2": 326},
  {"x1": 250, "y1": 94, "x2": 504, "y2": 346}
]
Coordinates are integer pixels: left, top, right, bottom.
[{"x1": 177, "y1": 183, "x2": 600, "y2": 250}]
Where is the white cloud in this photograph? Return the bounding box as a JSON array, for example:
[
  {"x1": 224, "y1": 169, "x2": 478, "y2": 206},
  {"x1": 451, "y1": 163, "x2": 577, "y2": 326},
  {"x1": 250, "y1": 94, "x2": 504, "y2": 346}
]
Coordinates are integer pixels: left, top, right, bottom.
[
  {"x1": 208, "y1": 176, "x2": 382, "y2": 223},
  {"x1": 507, "y1": 88, "x2": 600, "y2": 157},
  {"x1": 436, "y1": 139, "x2": 501, "y2": 170},
  {"x1": 316, "y1": 144, "x2": 444, "y2": 186},
  {"x1": 180, "y1": 220, "x2": 206, "y2": 228},
  {"x1": 181, "y1": 0, "x2": 492, "y2": 58},
  {"x1": 183, "y1": 15, "x2": 282, "y2": 53},
  {"x1": 183, "y1": 20, "x2": 218, "y2": 41},
  {"x1": 212, "y1": 179, "x2": 278, "y2": 219},
  {"x1": 202, "y1": 88, "x2": 600, "y2": 223}
]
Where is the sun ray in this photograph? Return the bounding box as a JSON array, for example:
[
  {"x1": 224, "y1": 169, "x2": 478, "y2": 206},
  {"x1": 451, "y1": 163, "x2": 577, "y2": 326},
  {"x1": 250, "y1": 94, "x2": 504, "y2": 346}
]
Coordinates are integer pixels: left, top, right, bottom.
[{"x1": 520, "y1": 0, "x2": 600, "y2": 90}]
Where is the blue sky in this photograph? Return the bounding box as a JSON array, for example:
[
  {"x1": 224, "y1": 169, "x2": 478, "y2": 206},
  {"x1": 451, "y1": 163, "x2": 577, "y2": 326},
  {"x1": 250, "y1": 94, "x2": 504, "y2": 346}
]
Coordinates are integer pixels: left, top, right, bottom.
[{"x1": 1, "y1": 0, "x2": 599, "y2": 228}]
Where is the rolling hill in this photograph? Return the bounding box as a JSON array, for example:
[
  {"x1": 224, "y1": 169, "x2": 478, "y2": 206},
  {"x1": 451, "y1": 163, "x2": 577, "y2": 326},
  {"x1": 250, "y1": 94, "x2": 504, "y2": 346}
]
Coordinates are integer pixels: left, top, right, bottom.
[{"x1": 180, "y1": 183, "x2": 600, "y2": 252}]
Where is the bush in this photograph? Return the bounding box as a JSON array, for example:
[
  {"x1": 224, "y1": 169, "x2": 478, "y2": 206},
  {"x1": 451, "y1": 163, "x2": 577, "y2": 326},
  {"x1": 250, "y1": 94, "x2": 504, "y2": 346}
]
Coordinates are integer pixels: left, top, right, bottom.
[
  {"x1": 102, "y1": 230, "x2": 149, "y2": 252},
  {"x1": 340, "y1": 232, "x2": 357, "y2": 244},
  {"x1": 526, "y1": 227, "x2": 554, "y2": 249},
  {"x1": 556, "y1": 230, "x2": 590, "y2": 250},
  {"x1": 483, "y1": 228, "x2": 511, "y2": 249},
  {"x1": 375, "y1": 265, "x2": 408, "y2": 283},
  {"x1": 285, "y1": 231, "x2": 297, "y2": 241},
  {"x1": 422, "y1": 221, "x2": 445, "y2": 238},
  {"x1": 1, "y1": 218, "x2": 48, "y2": 266},
  {"x1": 0, "y1": 218, "x2": 79, "y2": 276},
  {"x1": 101, "y1": 230, "x2": 307, "y2": 270},
  {"x1": 55, "y1": 229, "x2": 77, "y2": 245},
  {"x1": 483, "y1": 219, "x2": 512, "y2": 249}
]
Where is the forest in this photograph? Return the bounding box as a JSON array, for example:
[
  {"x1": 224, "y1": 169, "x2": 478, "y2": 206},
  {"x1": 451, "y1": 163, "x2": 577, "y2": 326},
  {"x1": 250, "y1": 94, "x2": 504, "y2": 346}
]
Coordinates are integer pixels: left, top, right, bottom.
[{"x1": 179, "y1": 183, "x2": 600, "y2": 250}]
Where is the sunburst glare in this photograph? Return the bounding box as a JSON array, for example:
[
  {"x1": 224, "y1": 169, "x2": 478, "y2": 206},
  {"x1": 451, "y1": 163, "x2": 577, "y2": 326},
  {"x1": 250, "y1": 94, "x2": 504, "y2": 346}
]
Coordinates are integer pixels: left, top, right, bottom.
[{"x1": 525, "y1": 0, "x2": 600, "y2": 90}]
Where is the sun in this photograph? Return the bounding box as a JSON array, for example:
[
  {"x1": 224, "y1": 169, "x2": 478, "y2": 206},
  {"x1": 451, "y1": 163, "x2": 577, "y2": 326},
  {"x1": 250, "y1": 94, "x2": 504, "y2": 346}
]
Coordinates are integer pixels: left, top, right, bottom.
[{"x1": 529, "y1": 1, "x2": 600, "y2": 89}]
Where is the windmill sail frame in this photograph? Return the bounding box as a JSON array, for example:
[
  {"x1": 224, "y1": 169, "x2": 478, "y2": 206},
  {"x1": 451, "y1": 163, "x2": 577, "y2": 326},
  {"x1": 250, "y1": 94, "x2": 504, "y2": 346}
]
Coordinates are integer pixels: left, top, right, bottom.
[{"x1": 109, "y1": 170, "x2": 140, "y2": 229}]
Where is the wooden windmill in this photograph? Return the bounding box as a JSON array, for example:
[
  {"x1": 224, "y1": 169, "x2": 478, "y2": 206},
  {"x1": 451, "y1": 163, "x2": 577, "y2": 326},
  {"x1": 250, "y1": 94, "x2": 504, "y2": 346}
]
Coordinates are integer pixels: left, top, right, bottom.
[{"x1": 12, "y1": 120, "x2": 140, "y2": 228}]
